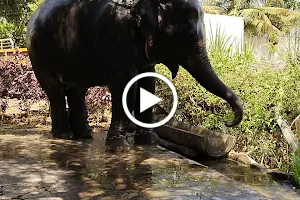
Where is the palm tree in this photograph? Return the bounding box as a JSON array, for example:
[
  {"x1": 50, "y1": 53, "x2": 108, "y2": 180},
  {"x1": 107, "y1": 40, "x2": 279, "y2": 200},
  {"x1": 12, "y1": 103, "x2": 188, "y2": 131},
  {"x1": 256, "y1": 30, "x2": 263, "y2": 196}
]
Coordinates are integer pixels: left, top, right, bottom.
[{"x1": 203, "y1": 0, "x2": 300, "y2": 36}]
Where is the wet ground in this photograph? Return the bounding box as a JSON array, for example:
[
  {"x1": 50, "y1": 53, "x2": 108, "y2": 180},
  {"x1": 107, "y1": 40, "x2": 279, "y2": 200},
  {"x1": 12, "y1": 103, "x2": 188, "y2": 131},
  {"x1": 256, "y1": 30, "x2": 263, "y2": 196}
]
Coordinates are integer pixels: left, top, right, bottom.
[
  {"x1": 201, "y1": 159, "x2": 300, "y2": 200},
  {"x1": 0, "y1": 124, "x2": 300, "y2": 200}
]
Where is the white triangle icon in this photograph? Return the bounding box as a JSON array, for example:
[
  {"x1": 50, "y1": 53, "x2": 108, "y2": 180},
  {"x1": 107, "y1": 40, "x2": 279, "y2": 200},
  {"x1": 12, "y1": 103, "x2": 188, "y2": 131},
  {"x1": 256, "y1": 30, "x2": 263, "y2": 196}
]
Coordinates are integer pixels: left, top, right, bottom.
[{"x1": 140, "y1": 87, "x2": 162, "y2": 113}]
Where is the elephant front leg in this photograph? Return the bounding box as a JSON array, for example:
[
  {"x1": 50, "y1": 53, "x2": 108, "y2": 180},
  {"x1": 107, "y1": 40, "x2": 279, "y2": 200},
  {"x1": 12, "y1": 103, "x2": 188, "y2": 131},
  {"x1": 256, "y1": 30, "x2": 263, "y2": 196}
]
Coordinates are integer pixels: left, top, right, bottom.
[
  {"x1": 134, "y1": 67, "x2": 159, "y2": 145},
  {"x1": 106, "y1": 79, "x2": 137, "y2": 152}
]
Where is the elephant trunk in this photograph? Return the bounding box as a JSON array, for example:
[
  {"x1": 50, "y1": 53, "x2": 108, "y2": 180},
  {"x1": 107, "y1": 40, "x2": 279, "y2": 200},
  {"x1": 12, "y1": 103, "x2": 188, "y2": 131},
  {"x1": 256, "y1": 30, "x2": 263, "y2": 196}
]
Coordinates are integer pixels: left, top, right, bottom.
[{"x1": 183, "y1": 49, "x2": 243, "y2": 127}]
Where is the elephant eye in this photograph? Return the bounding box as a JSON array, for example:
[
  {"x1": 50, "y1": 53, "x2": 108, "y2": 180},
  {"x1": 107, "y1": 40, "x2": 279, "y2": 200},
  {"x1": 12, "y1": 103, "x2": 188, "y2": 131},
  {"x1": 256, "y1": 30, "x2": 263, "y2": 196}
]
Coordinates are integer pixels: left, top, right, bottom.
[{"x1": 189, "y1": 8, "x2": 199, "y2": 20}]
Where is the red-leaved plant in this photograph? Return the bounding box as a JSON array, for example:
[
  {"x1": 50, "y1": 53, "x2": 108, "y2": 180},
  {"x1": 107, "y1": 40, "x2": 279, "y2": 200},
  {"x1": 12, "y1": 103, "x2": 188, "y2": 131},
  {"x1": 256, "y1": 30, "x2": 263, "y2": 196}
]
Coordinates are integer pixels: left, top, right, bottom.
[{"x1": 0, "y1": 52, "x2": 112, "y2": 115}]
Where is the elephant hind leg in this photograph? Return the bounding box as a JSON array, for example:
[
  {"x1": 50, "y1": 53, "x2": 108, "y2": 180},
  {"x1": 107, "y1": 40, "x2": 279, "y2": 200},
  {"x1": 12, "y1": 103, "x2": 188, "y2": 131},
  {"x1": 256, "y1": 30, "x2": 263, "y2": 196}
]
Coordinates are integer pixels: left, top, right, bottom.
[
  {"x1": 48, "y1": 91, "x2": 73, "y2": 139},
  {"x1": 34, "y1": 69, "x2": 72, "y2": 139},
  {"x1": 66, "y1": 87, "x2": 93, "y2": 139}
]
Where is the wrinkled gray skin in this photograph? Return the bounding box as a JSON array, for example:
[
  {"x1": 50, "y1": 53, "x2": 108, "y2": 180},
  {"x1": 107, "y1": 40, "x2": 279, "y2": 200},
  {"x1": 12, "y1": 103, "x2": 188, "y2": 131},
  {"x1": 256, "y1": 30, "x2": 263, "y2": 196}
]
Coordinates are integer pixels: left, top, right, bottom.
[{"x1": 26, "y1": 0, "x2": 243, "y2": 151}]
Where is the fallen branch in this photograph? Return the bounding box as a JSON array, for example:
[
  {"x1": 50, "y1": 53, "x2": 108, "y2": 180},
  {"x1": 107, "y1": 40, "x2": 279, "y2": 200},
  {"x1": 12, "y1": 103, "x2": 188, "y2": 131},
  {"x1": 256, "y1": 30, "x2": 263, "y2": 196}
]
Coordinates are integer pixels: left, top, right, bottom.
[
  {"x1": 228, "y1": 151, "x2": 266, "y2": 170},
  {"x1": 290, "y1": 114, "x2": 300, "y2": 129},
  {"x1": 277, "y1": 116, "x2": 298, "y2": 152},
  {"x1": 153, "y1": 104, "x2": 169, "y2": 116}
]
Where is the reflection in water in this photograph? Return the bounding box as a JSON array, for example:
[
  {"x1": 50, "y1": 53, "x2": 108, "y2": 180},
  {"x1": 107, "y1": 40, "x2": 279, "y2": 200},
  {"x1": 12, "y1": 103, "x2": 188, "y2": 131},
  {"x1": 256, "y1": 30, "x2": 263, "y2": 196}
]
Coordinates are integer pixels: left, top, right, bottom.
[
  {"x1": 199, "y1": 157, "x2": 300, "y2": 199},
  {"x1": 49, "y1": 134, "x2": 154, "y2": 199},
  {"x1": 200, "y1": 159, "x2": 274, "y2": 185}
]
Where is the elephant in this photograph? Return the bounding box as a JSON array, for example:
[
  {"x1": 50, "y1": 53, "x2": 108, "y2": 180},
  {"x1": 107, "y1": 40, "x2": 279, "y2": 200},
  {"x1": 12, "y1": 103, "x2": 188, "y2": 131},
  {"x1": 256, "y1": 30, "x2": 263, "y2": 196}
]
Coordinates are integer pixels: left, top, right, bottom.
[{"x1": 26, "y1": 0, "x2": 243, "y2": 151}]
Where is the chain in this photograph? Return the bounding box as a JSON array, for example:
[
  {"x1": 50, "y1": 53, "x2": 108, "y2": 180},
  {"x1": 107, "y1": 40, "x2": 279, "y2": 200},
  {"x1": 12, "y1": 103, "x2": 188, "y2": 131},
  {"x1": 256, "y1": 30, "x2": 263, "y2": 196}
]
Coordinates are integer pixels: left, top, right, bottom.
[
  {"x1": 136, "y1": 129, "x2": 154, "y2": 135},
  {"x1": 104, "y1": 129, "x2": 154, "y2": 141},
  {"x1": 104, "y1": 134, "x2": 128, "y2": 141}
]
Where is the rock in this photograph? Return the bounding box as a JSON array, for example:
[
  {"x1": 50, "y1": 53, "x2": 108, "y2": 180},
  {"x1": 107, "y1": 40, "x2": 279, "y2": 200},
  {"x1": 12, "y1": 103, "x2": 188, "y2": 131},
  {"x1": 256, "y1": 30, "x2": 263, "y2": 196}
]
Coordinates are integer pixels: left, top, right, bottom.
[
  {"x1": 266, "y1": 169, "x2": 291, "y2": 180},
  {"x1": 29, "y1": 100, "x2": 49, "y2": 112}
]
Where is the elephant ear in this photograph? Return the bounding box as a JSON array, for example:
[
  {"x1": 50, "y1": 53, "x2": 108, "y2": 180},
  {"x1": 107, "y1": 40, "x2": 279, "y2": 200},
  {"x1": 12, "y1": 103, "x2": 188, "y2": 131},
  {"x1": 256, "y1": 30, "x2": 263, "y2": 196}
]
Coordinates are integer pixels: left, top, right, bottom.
[{"x1": 131, "y1": 0, "x2": 159, "y2": 41}]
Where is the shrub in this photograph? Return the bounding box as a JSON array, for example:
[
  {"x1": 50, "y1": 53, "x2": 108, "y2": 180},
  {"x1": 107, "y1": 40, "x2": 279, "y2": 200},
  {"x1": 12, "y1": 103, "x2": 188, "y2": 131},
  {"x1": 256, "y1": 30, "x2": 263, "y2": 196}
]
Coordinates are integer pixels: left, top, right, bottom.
[
  {"x1": 155, "y1": 58, "x2": 297, "y2": 169},
  {"x1": 0, "y1": 20, "x2": 27, "y2": 47},
  {"x1": 86, "y1": 86, "x2": 111, "y2": 124},
  {"x1": 155, "y1": 27, "x2": 300, "y2": 170},
  {"x1": 293, "y1": 148, "x2": 300, "y2": 187},
  {"x1": 0, "y1": 21, "x2": 15, "y2": 39},
  {"x1": 0, "y1": 52, "x2": 45, "y2": 100},
  {"x1": 0, "y1": 53, "x2": 112, "y2": 124}
]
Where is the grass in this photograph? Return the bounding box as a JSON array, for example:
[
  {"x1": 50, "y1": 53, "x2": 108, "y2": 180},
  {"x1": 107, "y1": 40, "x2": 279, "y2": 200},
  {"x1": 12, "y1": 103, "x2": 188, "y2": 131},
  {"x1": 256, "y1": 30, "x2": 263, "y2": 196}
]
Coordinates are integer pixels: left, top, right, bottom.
[
  {"x1": 293, "y1": 148, "x2": 300, "y2": 187},
  {"x1": 206, "y1": 20, "x2": 236, "y2": 55},
  {"x1": 155, "y1": 22, "x2": 300, "y2": 173}
]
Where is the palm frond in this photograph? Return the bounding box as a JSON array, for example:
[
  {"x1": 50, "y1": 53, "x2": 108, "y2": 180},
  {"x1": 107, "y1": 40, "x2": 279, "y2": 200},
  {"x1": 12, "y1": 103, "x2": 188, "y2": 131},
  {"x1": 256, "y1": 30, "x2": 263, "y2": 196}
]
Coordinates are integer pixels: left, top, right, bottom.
[
  {"x1": 255, "y1": 7, "x2": 292, "y2": 16},
  {"x1": 239, "y1": 8, "x2": 280, "y2": 35},
  {"x1": 202, "y1": 0, "x2": 300, "y2": 36},
  {"x1": 265, "y1": 0, "x2": 285, "y2": 8},
  {"x1": 256, "y1": 7, "x2": 300, "y2": 27},
  {"x1": 203, "y1": 6, "x2": 226, "y2": 15},
  {"x1": 282, "y1": 13, "x2": 300, "y2": 26}
]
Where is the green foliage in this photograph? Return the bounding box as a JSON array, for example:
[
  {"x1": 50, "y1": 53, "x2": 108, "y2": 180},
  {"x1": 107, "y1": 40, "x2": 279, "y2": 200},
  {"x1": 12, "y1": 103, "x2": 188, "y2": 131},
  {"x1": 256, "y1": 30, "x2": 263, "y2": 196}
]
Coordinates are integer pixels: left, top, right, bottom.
[
  {"x1": 293, "y1": 149, "x2": 300, "y2": 187},
  {"x1": 0, "y1": 0, "x2": 37, "y2": 23},
  {"x1": 155, "y1": 24, "x2": 300, "y2": 170},
  {"x1": 205, "y1": 0, "x2": 300, "y2": 40},
  {"x1": 203, "y1": 6, "x2": 227, "y2": 15},
  {"x1": 283, "y1": 0, "x2": 300, "y2": 10},
  {"x1": 206, "y1": 21, "x2": 236, "y2": 55},
  {"x1": 155, "y1": 55, "x2": 299, "y2": 170},
  {"x1": 0, "y1": 21, "x2": 27, "y2": 47},
  {"x1": 266, "y1": 0, "x2": 285, "y2": 8},
  {"x1": 0, "y1": 0, "x2": 42, "y2": 46},
  {"x1": 0, "y1": 21, "x2": 14, "y2": 39},
  {"x1": 267, "y1": 31, "x2": 279, "y2": 53}
]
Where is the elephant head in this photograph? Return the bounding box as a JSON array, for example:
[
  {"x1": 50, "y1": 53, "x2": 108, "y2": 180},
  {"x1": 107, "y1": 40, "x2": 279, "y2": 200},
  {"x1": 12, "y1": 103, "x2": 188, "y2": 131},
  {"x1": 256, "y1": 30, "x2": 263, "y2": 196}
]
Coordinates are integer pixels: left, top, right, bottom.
[{"x1": 131, "y1": 0, "x2": 243, "y2": 127}]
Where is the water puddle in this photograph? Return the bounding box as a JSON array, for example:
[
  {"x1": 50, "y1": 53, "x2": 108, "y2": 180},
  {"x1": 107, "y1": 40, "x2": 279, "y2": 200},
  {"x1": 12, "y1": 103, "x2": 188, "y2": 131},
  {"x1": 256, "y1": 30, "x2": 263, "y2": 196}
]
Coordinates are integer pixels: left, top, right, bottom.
[{"x1": 200, "y1": 158, "x2": 300, "y2": 199}]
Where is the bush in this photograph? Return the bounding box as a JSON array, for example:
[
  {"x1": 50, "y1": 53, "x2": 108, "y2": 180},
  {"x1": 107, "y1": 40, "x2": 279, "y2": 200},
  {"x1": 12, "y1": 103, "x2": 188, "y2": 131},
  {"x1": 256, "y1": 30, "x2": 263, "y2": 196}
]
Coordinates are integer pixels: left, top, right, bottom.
[
  {"x1": 0, "y1": 0, "x2": 41, "y2": 47},
  {"x1": 0, "y1": 53, "x2": 111, "y2": 124},
  {"x1": 155, "y1": 32, "x2": 300, "y2": 170},
  {"x1": 0, "y1": 21, "x2": 15, "y2": 39},
  {"x1": 0, "y1": 52, "x2": 45, "y2": 100},
  {"x1": 0, "y1": 20, "x2": 27, "y2": 47},
  {"x1": 293, "y1": 148, "x2": 300, "y2": 187}
]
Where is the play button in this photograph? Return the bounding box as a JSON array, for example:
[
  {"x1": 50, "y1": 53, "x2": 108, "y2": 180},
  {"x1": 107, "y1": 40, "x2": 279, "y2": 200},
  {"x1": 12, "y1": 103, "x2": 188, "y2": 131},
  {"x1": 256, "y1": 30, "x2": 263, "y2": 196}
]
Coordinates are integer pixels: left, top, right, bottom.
[
  {"x1": 140, "y1": 88, "x2": 162, "y2": 113},
  {"x1": 122, "y1": 72, "x2": 178, "y2": 129}
]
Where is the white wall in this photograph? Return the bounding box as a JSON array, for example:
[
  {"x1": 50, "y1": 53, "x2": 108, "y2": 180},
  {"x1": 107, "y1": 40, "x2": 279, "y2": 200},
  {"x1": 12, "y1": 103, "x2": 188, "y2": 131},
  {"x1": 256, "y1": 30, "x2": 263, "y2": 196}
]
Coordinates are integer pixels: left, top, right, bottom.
[
  {"x1": 244, "y1": 29, "x2": 299, "y2": 68},
  {"x1": 246, "y1": 27, "x2": 300, "y2": 57},
  {"x1": 203, "y1": 13, "x2": 245, "y2": 53}
]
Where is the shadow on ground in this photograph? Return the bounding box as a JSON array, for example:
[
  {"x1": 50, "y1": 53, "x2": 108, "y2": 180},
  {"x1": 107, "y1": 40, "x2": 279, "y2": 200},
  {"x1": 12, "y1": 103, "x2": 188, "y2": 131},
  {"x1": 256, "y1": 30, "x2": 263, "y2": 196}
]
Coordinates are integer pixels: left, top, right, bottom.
[
  {"x1": 0, "y1": 123, "x2": 298, "y2": 200},
  {"x1": 0, "y1": 123, "x2": 157, "y2": 199}
]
